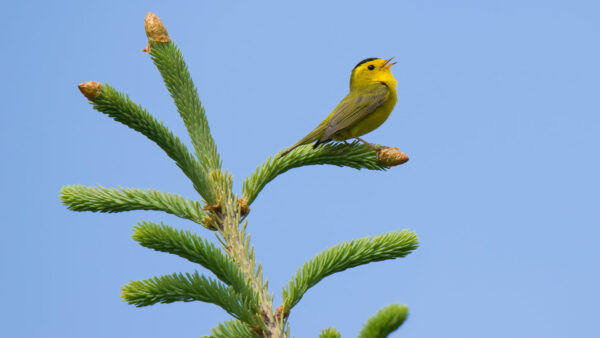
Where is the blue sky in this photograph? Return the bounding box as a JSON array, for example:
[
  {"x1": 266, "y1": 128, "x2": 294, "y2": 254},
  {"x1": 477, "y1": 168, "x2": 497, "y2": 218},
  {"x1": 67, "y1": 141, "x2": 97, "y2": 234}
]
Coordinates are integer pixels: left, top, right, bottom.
[{"x1": 2, "y1": 1, "x2": 599, "y2": 337}]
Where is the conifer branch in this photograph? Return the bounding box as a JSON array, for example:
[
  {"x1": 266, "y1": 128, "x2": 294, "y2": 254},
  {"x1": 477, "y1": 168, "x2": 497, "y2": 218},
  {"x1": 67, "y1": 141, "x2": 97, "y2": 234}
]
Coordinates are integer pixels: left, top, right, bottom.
[
  {"x1": 148, "y1": 41, "x2": 221, "y2": 172},
  {"x1": 60, "y1": 185, "x2": 212, "y2": 229},
  {"x1": 204, "y1": 319, "x2": 258, "y2": 338},
  {"x1": 82, "y1": 83, "x2": 218, "y2": 204},
  {"x1": 319, "y1": 328, "x2": 342, "y2": 338},
  {"x1": 243, "y1": 142, "x2": 388, "y2": 204},
  {"x1": 132, "y1": 221, "x2": 259, "y2": 307},
  {"x1": 143, "y1": 15, "x2": 283, "y2": 335},
  {"x1": 68, "y1": 13, "x2": 419, "y2": 338},
  {"x1": 121, "y1": 272, "x2": 258, "y2": 326},
  {"x1": 282, "y1": 230, "x2": 418, "y2": 311},
  {"x1": 357, "y1": 304, "x2": 408, "y2": 338}
]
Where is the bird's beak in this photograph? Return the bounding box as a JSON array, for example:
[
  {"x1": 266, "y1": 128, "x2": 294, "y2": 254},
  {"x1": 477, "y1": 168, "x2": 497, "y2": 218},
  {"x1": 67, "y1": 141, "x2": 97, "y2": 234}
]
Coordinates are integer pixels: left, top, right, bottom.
[{"x1": 382, "y1": 57, "x2": 397, "y2": 69}]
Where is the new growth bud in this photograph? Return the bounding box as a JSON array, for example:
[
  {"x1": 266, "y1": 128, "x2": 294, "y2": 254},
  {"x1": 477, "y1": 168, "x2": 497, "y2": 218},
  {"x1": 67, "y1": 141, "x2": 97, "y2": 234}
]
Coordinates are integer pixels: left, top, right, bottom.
[
  {"x1": 142, "y1": 12, "x2": 171, "y2": 52},
  {"x1": 77, "y1": 81, "x2": 102, "y2": 100},
  {"x1": 377, "y1": 147, "x2": 409, "y2": 167}
]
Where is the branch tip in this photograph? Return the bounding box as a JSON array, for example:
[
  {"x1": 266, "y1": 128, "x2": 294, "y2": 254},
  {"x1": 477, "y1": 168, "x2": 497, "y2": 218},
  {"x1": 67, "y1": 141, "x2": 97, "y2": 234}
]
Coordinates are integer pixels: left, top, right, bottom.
[
  {"x1": 376, "y1": 147, "x2": 409, "y2": 167},
  {"x1": 77, "y1": 81, "x2": 102, "y2": 100},
  {"x1": 143, "y1": 12, "x2": 170, "y2": 52}
]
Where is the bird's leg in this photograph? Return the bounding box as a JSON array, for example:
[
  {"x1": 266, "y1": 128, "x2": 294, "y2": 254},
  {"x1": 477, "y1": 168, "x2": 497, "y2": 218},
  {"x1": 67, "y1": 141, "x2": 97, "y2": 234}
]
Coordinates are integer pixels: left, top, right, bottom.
[{"x1": 355, "y1": 137, "x2": 382, "y2": 151}]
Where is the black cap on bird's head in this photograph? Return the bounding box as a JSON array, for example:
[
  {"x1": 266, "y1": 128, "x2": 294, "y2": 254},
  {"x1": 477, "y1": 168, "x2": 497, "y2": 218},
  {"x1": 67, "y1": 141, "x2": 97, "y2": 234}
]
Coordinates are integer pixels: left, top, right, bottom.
[
  {"x1": 353, "y1": 57, "x2": 379, "y2": 70},
  {"x1": 353, "y1": 57, "x2": 397, "y2": 71}
]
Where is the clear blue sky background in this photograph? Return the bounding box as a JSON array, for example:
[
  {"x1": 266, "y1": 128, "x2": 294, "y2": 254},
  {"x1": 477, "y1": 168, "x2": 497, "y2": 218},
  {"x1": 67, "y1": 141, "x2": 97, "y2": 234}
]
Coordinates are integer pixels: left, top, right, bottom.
[{"x1": 2, "y1": 1, "x2": 599, "y2": 337}]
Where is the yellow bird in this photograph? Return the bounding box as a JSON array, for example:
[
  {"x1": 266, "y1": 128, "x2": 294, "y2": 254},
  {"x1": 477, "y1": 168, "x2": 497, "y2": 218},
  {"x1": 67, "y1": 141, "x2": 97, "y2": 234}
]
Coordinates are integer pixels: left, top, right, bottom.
[{"x1": 280, "y1": 57, "x2": 398, "y2": 157}]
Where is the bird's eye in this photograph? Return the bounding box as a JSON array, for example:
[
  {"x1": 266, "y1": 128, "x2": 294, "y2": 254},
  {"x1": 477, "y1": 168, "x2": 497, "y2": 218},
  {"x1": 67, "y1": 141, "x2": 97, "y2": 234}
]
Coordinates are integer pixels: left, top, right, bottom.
[{"x1": 368, "y1": 65, "x2": 375, "y2": 70}]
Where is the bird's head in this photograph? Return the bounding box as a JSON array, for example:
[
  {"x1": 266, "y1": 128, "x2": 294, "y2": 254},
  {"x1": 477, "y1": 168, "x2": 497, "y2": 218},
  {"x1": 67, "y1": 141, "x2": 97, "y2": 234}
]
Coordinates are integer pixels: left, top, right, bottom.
[{"x1": 350, "y1": 57, "x2": 397, "y2": 89}]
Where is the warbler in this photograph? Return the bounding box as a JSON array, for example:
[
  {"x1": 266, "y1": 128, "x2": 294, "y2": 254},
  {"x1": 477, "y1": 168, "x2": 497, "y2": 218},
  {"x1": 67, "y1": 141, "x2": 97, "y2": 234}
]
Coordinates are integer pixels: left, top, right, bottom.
[{"x1": 280, "y1": 57, "x2": 398, "y2": 156}]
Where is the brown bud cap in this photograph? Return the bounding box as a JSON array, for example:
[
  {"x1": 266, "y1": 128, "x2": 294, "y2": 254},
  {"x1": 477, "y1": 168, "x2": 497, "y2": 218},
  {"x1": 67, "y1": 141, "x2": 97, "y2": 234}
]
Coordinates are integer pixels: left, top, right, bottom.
[
  {"x1": 78, "y1": 81, "x2": 102, "y2": 100},
  {"x1": 275, "y1": 305, "x2": 290, "y2": 320},
  {"x1": 238, "y1": 198, "x2": 251, "y2": 216},
  {"x1": 250, "y1": 326, "x2": 263, "y2": 335},
  {"x1": 202, "y1": 202, "x2": 222, "y2": 214},
  {"x1": 143, "y1": 12, "x2": 170, "y2": 52},
  {"x1": 377, "y1": 147, "x2": 409, "y2": 167},
  {"x1": 202, "y1": 214, "x2": 219, "y2": 231}
]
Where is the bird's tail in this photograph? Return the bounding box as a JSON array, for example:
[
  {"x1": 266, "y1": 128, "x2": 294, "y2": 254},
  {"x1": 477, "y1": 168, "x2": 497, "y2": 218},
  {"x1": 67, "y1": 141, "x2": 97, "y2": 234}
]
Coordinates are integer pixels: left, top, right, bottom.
[
  {"x1": 278, "y1": 141, "x2": 304, "y2": 158},
  {"x1": 279, "y1": 137, "x2": 331, "y2": 158},
  {"x1": 278, "y1": 132, "x2": 322, "y2": 158},
  {"x1": 278, "y1": 123, "x2": 329, "y2": 158}
]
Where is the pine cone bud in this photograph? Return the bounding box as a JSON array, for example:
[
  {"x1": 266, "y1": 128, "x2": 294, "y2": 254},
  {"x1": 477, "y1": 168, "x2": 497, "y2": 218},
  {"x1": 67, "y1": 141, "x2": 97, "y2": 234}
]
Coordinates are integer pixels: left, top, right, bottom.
[
  {"x1": 77, "y1": 81, "x2": 102, "y2": 100},
  {"x1": 377, "y1": 147, "x2": 409, "y2": 167},
  {"x1": 142, "y1": 12, "x2": 170, "y2": 52}
]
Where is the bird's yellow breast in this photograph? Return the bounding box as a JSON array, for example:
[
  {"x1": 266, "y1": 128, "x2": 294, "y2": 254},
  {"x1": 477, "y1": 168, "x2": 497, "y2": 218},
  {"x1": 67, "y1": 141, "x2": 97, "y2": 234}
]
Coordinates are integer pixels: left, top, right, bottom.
[{"x1": 333, "y1": 84, "x2": 397, "y2": 140}]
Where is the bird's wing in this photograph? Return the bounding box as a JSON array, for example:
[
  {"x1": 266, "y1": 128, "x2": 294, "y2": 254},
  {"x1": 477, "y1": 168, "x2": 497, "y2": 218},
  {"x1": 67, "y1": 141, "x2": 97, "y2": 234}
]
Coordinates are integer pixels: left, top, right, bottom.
[{"x1": 321, "y1": 82, "x2": 389, "y2": 141}]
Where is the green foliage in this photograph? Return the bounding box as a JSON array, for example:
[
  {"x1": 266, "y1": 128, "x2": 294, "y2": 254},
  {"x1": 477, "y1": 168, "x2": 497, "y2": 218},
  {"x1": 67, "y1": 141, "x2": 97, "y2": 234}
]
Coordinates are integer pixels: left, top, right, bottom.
[
  {"x1": 282, "y1": 230, "x2": 419, "y2": 311},
  {"x1": 319, "y1": 328, "x2": 342, "y2": 338},
  {"x1": 242, "y1": 141, "x2": 387, "y2": 204},
  {"x1": 121, "y1": 272, "x2": 258, "y2": 325},
  {"x1": 66, "y1": 13, "x2": 418, "y2": 337},
  {"x1": 149, "y1": 42, "x2": 221, "y2": 173},
  {"x1": 132, "y1": 221, "x2": 258, "y2": 307},
  {"x1": 357, "y1": 304, "x2": 408, "y2": 338},
  {"x1": 204, "y1": 319, "x2": 259, "y2": 338},
  {"x1": 60, "y1": 185, "x2": 211, "y2": 228},
  {"x1": 88, "y1": 84, "x2": 218, "y2": 204}
]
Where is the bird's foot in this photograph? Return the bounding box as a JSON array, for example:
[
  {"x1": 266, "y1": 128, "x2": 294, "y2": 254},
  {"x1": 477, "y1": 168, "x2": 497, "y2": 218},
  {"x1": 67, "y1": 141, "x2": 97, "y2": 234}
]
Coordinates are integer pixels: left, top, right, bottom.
[{"x1": 354, "y1": 137, "x2": 383, "y2": 151}]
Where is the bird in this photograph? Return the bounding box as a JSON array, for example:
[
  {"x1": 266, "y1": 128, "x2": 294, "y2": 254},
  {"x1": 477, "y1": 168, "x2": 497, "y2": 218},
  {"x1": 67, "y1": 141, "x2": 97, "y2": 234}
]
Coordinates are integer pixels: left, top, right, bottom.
[{"x1": 280, "y1": 57, "x2": 398, "y2": 157}]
